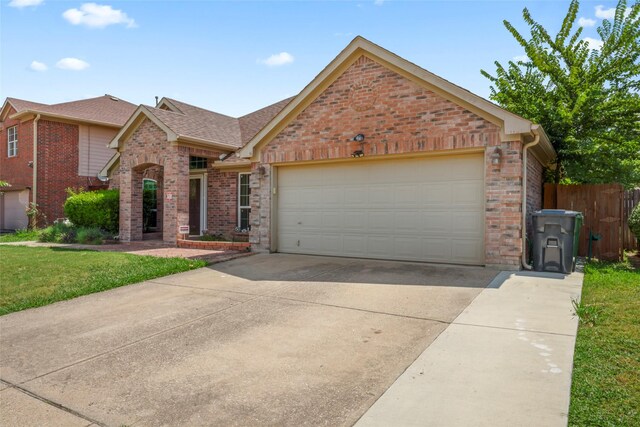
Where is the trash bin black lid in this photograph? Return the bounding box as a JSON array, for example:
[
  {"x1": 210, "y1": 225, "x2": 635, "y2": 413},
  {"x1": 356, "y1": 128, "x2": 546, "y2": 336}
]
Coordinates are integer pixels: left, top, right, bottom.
[{"x1": 532, "y1": 209, "x2": 583, "y2": 217}]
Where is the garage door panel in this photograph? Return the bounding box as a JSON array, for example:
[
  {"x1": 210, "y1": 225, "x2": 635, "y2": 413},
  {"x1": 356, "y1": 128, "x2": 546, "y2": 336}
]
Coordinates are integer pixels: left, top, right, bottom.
[
  {"x1": 321, "y1": 187, "x2": 343, "y2": 206},
  {"x1": 452, "y1": 181, "x2": 484, "y2": 205},
  {"x1": 2, "y1": 191, "x2": 29, "y2": 230},
  {"x1": 343, "y1": 186, "x2": 369, "y2": 206},
  {"x1": 451, "y1": 212, "x2": 484, "y2": 236},
  {"x1": 343, "y1": 235, "x2": 367, "y2": 257},
  {"x1": 365, "y1": 236, "x2": 392, "y2": 256},
  {"x1": 452, "y1": 239, "x2": 484, "y2": 263},
  {"x1": 420, "y1": 183, "x2": 452, "y2": 206},
  {"x1": 367, "y1": 211, "x2": 395, "y2": 230},
  {"x1": 394, "y1": 211, "x2": 422, "y2": 230},
  {"x1": 423, "y1": 238, "x2": 453, "y2": 261},
  {"x1": 276, "y1": 154, "x2": 484, "y2": 265},
  {"x1": 420, "y1": 212, "x2": 452, "y2": 232},
  {"x1": 278, "y1": 232, "x2": 299, "y2": 252},
  {"x1": 393, "y1": 237, "x2": 422, "y2": 258},
  {"x1": 343, "y1": 211, "x2": 367, "y2": 230},
  {"x1": 368, "y1": 185, "x2": 396, "y2": 205}
]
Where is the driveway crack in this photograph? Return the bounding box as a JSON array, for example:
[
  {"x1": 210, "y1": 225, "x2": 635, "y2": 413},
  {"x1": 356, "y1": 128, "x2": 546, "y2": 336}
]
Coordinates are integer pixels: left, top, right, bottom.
[{"x1": 0, "y1": 379, "x2": 106, "y2": 427}]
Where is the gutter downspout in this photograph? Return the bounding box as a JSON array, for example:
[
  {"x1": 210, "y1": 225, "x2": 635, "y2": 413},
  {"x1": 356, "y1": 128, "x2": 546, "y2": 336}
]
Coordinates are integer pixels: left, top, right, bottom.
[
  {"x1": 32, "y1": 114, "x2": 41, "y2": 209},
  {"x1": 521, "y1": 127, "x2": 540, "y2": 270}
]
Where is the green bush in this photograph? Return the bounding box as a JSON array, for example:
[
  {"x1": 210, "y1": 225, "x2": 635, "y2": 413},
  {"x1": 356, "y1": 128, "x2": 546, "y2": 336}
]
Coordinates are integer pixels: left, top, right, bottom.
[
  {"x1": 64, "y1": 189, "x2": 119, "y2": 233},
  {"x1": 39, "y1": 222, "x2": 77, "y2": 243},
  {"x1": 629, "y1": 203, "x2": 640, "y2": 244},
  {"x1": 76, "y1": 227, "x2": 105, "y2": 245}
]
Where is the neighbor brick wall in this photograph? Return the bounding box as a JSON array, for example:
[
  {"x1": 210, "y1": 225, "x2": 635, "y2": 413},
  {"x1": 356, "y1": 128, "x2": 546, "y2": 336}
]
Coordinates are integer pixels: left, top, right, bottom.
[
  {"x1": 0, "y1": 106, "x2": 34, "y2": 194},
  {"x1": 36, "y1": 120, "x2": 92, "y2": 223},
  {"x1": 251, "y1": 55, "x2": 526, "y2": 267}
]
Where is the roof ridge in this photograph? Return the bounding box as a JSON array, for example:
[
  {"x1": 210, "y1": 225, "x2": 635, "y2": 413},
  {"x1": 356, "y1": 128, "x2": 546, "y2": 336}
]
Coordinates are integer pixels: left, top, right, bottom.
[
  {"x1": 164, "y1": 97, "x2": 238, "y2": 120},
  {"x1": 239, "y1": 97, "x2": 294, "y2": 119}
]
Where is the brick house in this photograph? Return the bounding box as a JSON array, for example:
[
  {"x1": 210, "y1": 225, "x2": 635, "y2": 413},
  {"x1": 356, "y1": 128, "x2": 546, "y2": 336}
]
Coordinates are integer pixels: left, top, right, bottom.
[
  {"x1": 0, "y1": 95, "x2": 136, "y2": 229},
  {"x1": 104, "y1": 37, "x2": 555, "y2": 269}
]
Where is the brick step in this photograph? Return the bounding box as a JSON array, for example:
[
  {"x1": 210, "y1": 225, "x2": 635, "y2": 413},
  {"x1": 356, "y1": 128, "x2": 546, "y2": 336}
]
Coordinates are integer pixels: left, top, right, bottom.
[{"x1": 177, "y1": 240, "x2": 251, "y2": 251}]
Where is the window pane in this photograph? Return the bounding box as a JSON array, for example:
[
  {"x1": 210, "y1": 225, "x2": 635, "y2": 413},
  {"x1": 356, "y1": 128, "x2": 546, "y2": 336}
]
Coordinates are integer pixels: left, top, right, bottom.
[
  {"x1": 240, "y1": 208, "x2": 251, "y2": 230},
  {"x1": 189, "y1": 156, "x2": 207, "y2": 169},
  {"x1": 239, "y1": 174, "x2": 250, "y2": 207}
]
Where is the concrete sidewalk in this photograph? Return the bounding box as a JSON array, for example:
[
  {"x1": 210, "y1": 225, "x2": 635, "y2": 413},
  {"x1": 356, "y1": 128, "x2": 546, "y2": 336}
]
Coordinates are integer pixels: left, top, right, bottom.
[{"x1": 355, "y1": 270, "x2": 583, "y2": 427}]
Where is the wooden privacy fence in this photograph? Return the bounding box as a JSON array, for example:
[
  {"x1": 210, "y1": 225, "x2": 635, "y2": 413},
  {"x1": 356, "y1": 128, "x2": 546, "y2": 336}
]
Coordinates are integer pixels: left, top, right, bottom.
[
  {"x1": 543, "y1": 183, "x2": 634, "y2": 261},
  {"x1": 623, "y1": 188, "x2": 640, "y2": 251}
]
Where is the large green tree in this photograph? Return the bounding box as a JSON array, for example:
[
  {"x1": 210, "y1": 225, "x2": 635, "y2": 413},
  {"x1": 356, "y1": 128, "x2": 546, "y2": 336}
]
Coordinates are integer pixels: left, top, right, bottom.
[{"x1": 482, "y1": 0, "x2": 640, "y2": 188}]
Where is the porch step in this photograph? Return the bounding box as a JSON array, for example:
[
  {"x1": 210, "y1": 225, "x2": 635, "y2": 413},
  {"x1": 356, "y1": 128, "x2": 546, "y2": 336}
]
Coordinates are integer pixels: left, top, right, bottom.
[{"x1": 177, "y1": 239, "x2": 251, "y2": 251}]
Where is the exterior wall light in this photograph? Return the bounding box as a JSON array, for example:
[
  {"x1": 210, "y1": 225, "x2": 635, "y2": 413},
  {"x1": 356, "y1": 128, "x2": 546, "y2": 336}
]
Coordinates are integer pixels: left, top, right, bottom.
[
  {"x1": 351, "y1": 150, "x2": 365, "y2": 158},
  {"x1": 352, "y1": 134, "x2": 365, "y2": 142},
  {"x1": 491, "y1": 147, "x2": 502, "y2": 165}
]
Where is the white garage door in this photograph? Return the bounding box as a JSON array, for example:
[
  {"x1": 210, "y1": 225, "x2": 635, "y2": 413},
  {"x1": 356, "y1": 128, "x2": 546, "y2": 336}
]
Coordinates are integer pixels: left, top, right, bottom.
[
  {"x1": 1, "y1": 190, "x2": 29, "y2": 230},
  {"x1": 277, "y1": 154, "x2": 485, "y2": 265}
]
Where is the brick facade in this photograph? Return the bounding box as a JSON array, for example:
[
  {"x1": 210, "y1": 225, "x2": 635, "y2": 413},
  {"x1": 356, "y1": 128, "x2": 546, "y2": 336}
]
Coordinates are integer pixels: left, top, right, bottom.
[
  {"x1": 525, "y1": 153, "x2": 544, "y2": 256},
  {"x1": 0, "y1": 112, "x2": 110, "y2": 225},
  {"x1": 0, "y1": 106, "x2": 34, "y2": 191},
  {"x1": 207, "y1": 165, "x2": 240, "y2": 236},
  {"x1": 250, "y1": 56, "x2": 528, "y2": 267},
  {"x1": 117, "y1": 118, "x2": 240, "y2": 244}
]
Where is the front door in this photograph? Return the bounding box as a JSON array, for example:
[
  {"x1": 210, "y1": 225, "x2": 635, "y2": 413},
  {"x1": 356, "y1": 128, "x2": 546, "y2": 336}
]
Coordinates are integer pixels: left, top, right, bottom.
[{"x1": 189, "y1": 177, "x2": 201, "y2": 235}]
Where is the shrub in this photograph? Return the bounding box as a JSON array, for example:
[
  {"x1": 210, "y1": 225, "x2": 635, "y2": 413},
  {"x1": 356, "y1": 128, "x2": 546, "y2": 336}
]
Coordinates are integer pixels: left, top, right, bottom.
[
  {"x1": 64, "y1": 189, "x2": 119, "y2": 233},
  {"x1": 39, "y1": 223, "x2": 77, "y2": 243},
  {"x1": 75, "y1": 227, "x2": 105, "y2": 245},
  {"x1": 629, "y1": 203, "x2": 640, "y2": 245}
]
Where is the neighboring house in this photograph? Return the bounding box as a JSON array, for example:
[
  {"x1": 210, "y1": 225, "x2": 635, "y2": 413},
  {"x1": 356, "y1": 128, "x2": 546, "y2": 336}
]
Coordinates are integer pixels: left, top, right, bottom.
[
  {"x1": 0, "y1": 95, "x2": 136, "y2": 230},
  {"x1": 103, "y1": 37, "x2": 555, "y2": 269}
]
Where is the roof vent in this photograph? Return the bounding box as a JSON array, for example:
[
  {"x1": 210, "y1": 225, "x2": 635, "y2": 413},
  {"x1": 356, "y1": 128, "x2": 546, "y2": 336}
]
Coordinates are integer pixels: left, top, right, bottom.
[{"x1": 106, "y1": 94, "x2": 119, "y2": 101}]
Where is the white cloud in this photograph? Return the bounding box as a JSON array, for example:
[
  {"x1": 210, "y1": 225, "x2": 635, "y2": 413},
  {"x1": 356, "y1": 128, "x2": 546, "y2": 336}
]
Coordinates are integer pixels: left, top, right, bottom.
[
  {"x1": 259, "y1": 52, "x2": 295, "y2": 67},
  {"x1": 56, "y1": 58, "x2": 90, "y2": 71},
  {"x1": 30, "y1": 61, "x2": 48, "y2": 72},
  {"x1": 62, "y1": 3, "x2": 136, "y2": 29},
  {"x1": 374, "y1": 0, "x2": 385, "y2": 5},
  {"x1": 595, "y1": 5, "x2": 616, "y2": 19},
  {"x1": 584, "y1": 37, "x2": 604, "y2": 50},
  {"x1": 513, "y1": 55, "x2": 529, "y2": 62},
  {"x1": 8, "y1": 0, "x2": 44, "y2": 8},
  {"x1": 578, "y1": 17, "x2": 596, "y2": 27}
]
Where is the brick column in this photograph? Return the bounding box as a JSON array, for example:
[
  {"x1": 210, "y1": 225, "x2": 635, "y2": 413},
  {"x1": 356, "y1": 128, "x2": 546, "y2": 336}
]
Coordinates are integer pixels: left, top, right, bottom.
[
  {"x1": 163, "y1": 147, "x2": 190, "y2": 244},
  {"x1": 119, "y1": 167, "x2": 143, "y2": 242}
]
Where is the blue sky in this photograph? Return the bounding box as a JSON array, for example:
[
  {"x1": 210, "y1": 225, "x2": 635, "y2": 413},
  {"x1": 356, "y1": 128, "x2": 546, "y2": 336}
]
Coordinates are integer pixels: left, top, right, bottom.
[{"x1": 0, "y1": 0, "x2": 620, "y2": 116}]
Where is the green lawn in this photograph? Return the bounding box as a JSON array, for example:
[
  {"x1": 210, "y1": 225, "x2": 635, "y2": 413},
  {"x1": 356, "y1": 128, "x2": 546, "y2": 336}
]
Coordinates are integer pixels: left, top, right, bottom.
[
  {"x1": 0, "y1": 246, "x2": 206, "y2": 315},
  {"x1": 569, "y1": 258, "x2": 640, "y2": 426},
  {"x1": 0, "y1": 229, "x2": 40, "y2": 242}
]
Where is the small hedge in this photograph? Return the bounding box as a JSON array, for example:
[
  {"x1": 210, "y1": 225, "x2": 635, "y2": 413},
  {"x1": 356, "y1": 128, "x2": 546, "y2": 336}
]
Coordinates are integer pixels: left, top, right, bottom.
[{"x1": 64, "y1": 189, "x2": 119, "y2": 233}]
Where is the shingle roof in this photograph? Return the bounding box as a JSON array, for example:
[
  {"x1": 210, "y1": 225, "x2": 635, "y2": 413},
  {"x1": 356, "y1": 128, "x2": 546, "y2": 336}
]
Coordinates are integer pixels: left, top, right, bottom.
[
  {"x1": 239, "y1": 97, "x2": 294, "y2": 144},
  {"x1": 7, "y1": 95, "x2": 136, "y2": 127},
  {"x1": 141, "y1": 97, "x2": 292, "y2": 149},
  {"x1": 6, "y1": 97, "x2": 48, "y2": 112}
]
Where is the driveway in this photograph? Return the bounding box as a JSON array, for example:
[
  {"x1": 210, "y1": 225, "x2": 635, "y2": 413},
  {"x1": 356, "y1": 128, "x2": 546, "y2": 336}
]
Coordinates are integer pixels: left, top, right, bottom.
[{"x1": 0, "y1": 254, "x2": 497, "y2": 426}]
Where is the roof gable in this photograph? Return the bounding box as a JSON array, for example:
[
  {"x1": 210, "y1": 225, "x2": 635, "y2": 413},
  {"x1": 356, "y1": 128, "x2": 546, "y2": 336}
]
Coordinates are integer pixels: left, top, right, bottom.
[
  {"x1": 238, "y1": 36, "x2": 549, "y2": 160},
  {"x1": 5, "y1": 95, "x2": 136, "y2": 127}
]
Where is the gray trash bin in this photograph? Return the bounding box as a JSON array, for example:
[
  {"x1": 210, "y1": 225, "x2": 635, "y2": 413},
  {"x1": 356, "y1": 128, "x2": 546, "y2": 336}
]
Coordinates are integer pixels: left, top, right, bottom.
[{"x1": 532, "y1": 210, "x2": 583, "y2": 273}]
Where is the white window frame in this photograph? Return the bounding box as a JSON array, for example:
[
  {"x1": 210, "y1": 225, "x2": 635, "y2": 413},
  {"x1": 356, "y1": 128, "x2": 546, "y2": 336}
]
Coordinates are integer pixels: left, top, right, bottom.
[
  {"x1": 7, "y1": 126, "x2": 17, "y2": 157},
  {"x1": 238, "y1": 172, "x2": 251, "y2": 229}
]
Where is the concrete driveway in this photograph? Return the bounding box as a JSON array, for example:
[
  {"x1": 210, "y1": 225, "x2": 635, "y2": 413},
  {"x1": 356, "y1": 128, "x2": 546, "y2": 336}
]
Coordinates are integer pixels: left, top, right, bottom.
[{"x1": 0, "y1": 254, "x2": 497, "y2": 426}]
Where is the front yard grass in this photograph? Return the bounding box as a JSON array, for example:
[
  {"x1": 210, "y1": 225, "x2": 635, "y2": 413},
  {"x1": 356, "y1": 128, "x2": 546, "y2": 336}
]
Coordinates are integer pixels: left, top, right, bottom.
[
  {"x1": 569, "y1": 258, "x2": 640, "y2": 426},
  {"x1": 0, "y1": 229, "x2": 40, "y2": 243},
  {"x1": 0, "y1": 246, "x2": 206, "y2": 315}
]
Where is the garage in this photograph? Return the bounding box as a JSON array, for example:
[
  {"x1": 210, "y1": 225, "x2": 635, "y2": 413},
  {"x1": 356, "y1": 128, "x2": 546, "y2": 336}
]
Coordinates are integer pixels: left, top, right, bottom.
[
  {"x1": 0, "y1": 190, "x2": 29, "y2": 231},
  {"x1": 276, "y1": 153, "x2": 485, "y2": 265}
]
